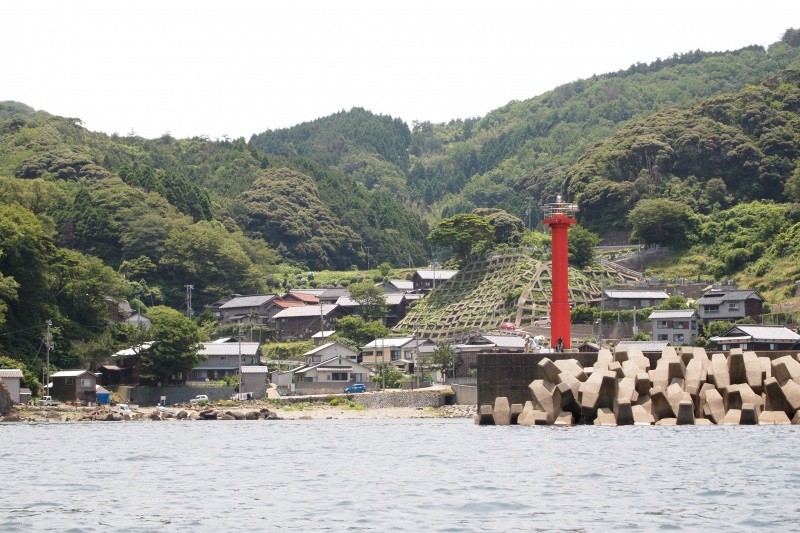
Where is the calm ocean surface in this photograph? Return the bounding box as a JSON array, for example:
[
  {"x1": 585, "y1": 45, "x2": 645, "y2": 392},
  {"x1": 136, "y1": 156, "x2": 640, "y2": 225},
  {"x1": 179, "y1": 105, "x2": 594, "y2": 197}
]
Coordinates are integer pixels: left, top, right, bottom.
[{"x1": 1, "y1": 419, "x2": 799, "y2": 532}]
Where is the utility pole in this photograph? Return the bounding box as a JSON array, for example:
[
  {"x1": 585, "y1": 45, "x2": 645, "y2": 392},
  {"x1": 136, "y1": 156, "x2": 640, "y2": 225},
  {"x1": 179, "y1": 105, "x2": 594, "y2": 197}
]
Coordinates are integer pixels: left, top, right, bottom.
[
  {"x1": 238, "y1": 324, "x2": 243, "y2": 399},
  {"x1": 525, "y1": 196, "x2": 534, "y2": 230},
  {"x1": 45, "y1": 320, "x2": 52, "y2": 396},
  {"x1": 185, "y1": 284, "x2": 194, "y2": 320}
]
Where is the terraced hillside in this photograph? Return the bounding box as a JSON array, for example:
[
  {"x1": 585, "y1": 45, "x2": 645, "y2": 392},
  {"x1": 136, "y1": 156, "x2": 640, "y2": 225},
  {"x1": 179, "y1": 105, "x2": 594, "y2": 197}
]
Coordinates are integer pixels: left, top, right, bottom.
[{"x1": 394, "y1": 252, "x2": 619, "y2": 343}]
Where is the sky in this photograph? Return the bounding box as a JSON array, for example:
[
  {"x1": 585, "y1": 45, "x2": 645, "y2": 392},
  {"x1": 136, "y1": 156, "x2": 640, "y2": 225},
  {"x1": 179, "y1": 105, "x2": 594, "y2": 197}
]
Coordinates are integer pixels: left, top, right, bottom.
[{"x1": 2, "y1": 1, "x2": 800, "y2": 140}]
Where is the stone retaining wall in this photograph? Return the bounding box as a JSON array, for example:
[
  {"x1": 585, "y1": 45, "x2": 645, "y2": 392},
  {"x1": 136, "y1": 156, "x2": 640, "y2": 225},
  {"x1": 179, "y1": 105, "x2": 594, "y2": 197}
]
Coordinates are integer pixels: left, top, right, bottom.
[{"x1": 352, "y1": 390, "x2": 448, "y2": 409}]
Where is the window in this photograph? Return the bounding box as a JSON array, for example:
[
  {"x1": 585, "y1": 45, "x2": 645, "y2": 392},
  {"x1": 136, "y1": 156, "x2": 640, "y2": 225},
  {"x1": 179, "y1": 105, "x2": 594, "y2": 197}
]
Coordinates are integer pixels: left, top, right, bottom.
[
  {"x1": 704, "y1": 306, "x2": 719, "y2": 314},
  {"x1": 728, "y1": 302, "x2": 740, "y2": 311},
  {"x1": 673, "y1": 333, "x2": 685, "y2": 342},
  {"x1": 657, "y1": 334, "x2": 668, "y2": 341},
  {"x1": 658, "y1": 320, "x2": 669, "y2": 328},
  {"x1": 691, "y1": 321, "x2": 697, "y2": 330},
  {"x1": 640, "y1": 300, "x2": 651, "y2": 307},
  {"x1": 332, "y1": 373, "x2": 348, "y2": 381},
  {"x1": 65, "y1": 377, "x2": 74, "y2": 385},
  {"x1": 391, "y1": 349, "x2": 401, "y2": 361},
  {"x1": 674, "y1": 321, "x2": 686, "y2": 329}
]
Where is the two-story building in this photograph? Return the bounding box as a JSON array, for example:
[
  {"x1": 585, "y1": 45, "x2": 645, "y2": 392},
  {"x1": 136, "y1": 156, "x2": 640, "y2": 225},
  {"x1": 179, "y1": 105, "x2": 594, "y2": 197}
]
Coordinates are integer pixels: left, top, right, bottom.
[
  {"x1": 188, "y1": 338, "x2": 261, "y2": 382},
  {"x1": 602, "y1": 289, "x2": 670, "y2": 310},
  {"x1": 217, "y1": 294, "x2": 278, "y2": 325},
  {"x1": 272, "y1": 304, "x2": 342, "y2": 341},
  {"x1": 648, "y1": 309, "x2": 699, "y2": 346},
  {"x1": 360, "y1": 337, "x2": 435, "y2": 372},
  {"x1": 697, "y1": 288, "x2": 764, "y2": 323}
]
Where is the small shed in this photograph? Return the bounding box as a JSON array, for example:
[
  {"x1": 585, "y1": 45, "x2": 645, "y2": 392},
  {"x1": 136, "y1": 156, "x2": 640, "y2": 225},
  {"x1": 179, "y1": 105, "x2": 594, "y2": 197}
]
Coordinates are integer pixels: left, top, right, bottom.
[
  {"x1": 50, "y1": 370, "x2": 97, "y2": 404},
  {"x1": 241, "y1": 366, "x2": 270, "y2": 399},
  {"x1": 0, "y1": 369, "x2": 24, "y2": 403}
]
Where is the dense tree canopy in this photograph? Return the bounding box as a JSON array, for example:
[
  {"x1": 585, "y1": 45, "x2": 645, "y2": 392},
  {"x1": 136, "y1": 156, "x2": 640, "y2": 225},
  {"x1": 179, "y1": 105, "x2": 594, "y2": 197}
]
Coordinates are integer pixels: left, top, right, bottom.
[
  {"x1": 428, "y1": 213, "x2": 494, "y2": 265},
  {"x1": 139, "y1": 306, "x2": 202, "y2": 385}
]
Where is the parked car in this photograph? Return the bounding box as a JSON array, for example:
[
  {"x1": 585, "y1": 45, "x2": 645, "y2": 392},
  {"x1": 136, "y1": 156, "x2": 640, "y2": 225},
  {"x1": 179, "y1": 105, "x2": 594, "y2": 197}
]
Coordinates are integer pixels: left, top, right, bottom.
[
  {"x1": 230, "y1": 392, "x2": 253, "y2": 401},
  {"x1": 38, "y1": 396, "x2": 58, "y2": 406},
  {"x1": 189, "y1": 394, "x2": 209, "y2": 404},
  {"x1": 344, "y1": 383, "x2": 366, "y2": 393},
  {"x1": 114, "y1": 403, "x2": 133, "y2": 415}
]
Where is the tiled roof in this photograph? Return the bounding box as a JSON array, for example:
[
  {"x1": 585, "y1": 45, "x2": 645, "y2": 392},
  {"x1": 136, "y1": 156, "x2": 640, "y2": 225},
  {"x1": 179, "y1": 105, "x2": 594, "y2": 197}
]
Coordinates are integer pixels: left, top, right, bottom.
[
  {"x1": 0, "y1": 369, "x2": 24, "y2": 378},
  {"x1": 362, "y1": 337, "x2": 414, "y2": 349},
  {"x1": 286, "y1": 291, "x2": 321, "y2": 303},
  {"x1": 241, "y1": 366, "x2": 270, "y2": 374},
  {"x1": 724, "y1": 325, "x2": 800, "y2": 342},
  {"x1": 648, "y1": 310, "x2": 698, "y2": 319},
  {"x1": 198, "y1": 342, "x2": 260, "y2": 356},
  {"x1": 616, "y1": 340, "x2": 670, "y2": 352},
  {"x1": 605, "y1": 290, "x2": 669, "y2": 300},
  {"x1": 414, "y1": 269, "x2": 459, "y2": 280},
  {"x1": 219, "y1": 294, "x2": 276, "y2": 309},
  {"x1": 272, "y1": 304, "x2": 338, "y2": 319},
  {"x1": 480, "y1": 335, "x2": 526, "y2": 348},
  {"x1": 51, "y1": 370, "x2": 93, "y2": 378}
]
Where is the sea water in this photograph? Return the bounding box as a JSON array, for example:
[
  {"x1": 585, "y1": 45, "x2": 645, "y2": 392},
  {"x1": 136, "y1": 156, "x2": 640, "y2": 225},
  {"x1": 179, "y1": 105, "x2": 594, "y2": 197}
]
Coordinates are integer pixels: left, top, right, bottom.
[{"x1": 1, "y1": 419, "x2": 799, "y2": 531}]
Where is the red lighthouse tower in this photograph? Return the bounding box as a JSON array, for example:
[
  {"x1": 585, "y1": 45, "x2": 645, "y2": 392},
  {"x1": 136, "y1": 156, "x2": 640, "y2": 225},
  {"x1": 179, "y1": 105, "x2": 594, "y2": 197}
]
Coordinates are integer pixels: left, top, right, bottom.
[{"x1": 543, "y1": 196, "x2": 578, "y2": 350}]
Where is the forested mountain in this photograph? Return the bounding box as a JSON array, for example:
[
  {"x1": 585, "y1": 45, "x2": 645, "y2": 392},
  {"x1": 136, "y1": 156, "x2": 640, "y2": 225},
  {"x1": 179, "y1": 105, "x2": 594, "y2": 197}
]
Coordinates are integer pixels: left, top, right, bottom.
[
  {"x1": 565, "y1": 67, "x2": 800, "y2": 230},
  {"x1": 249, "y1": 36, "x2": 800, "y2": 225}
]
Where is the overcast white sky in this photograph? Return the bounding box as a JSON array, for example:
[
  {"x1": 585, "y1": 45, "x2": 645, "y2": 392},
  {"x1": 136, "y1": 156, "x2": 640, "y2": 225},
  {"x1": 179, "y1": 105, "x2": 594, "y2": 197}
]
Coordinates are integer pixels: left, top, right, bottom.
[{"x1": 2, "y1": 1, "x2": 799, "y2": 140}]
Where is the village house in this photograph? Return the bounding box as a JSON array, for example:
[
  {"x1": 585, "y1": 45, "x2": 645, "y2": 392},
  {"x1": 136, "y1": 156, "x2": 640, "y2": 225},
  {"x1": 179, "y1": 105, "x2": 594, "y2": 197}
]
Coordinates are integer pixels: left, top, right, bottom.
[
  {"x1": 0, "y1": 369, "x2": 24, "y2": 404},
  {"x1": 412, "y1": 268, "x2": 459, "y2": 291},
  {"x1": 105, "y1": 297, "x2": 152, "y2": 328},
  {"x1": 708, "y1": 325, "x2": 800, "y2": 352},
  {"x1": 304, "y1": 341, "x2": 360, "y2": 364},
  {"x1": 378, "y1": 279, "x2": 415, "y2": 293},
  {"x1": 333, "y1": 291, "x2": 410, "y2": 327},
  {"x1": 360, "y1": 337, "x2": 435, "y2": 373},
  {"x1": 284, "y1": 289, "x2": 323, "y2": 304},
  {"x1": 217, "y1": 294, "x2": 278, "y2": 325},
  {"x1": 697, "y1": 287, "x2": 764, "y2": 323},
  {"x1": 602, "y1": 289, "x2": 670, "y2": 310},
  {"x1": 295, "y1": 356, "x2": 372, "y2": 386},
  {"x1": 102, "y1": 341, "x2": 156, "y2": 386},
  {"x1": 648, "y1": 309, "x2": 699, "y2": 346},
  {"x1": 188, "y1": 338, "x2": 261, "y2": 382},
  {"x1": 50, "y1": 370, "x2": 97, "y2": 404},
  {"x1": 272, "y1": 304, "x2": 342, "y2": 341},
  {"x1": 271, "y1": 342, "x2": 370, "y2": 395}
]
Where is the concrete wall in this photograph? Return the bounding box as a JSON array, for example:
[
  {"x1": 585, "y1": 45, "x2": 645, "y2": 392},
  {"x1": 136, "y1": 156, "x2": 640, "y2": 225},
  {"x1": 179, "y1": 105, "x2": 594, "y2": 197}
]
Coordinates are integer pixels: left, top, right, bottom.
[
  {"x1": 451, "y1": 384, "x2": 477, "y2": 405},
  {"x1": 477, "y1": 352, "x2": 599, "y2": 407},
  {"x1": 117, "y1": 385, "x2": 235, "y2": 406}
]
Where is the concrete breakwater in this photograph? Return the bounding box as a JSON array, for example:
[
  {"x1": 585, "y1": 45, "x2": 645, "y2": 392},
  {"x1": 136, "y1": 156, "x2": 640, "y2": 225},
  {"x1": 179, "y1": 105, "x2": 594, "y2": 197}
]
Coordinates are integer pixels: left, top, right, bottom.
[{"x1": 477, "y1": 346, "x2": 800, "y2": 426}]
